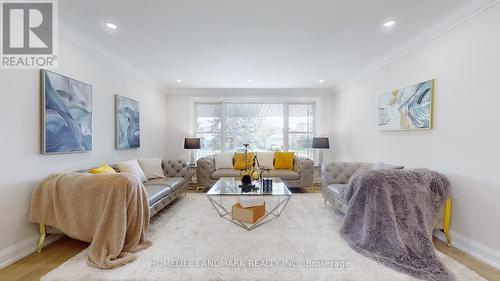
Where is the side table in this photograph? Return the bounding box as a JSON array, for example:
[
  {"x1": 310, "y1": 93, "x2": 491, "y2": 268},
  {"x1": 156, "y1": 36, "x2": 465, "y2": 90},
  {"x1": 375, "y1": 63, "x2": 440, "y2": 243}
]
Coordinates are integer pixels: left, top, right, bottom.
[
  {"x1": 312, "y1": 165, "x2": 322, "y2": 191},
  {"x1": 186, "y1": 164, "x2": 198, "y2": 191}
]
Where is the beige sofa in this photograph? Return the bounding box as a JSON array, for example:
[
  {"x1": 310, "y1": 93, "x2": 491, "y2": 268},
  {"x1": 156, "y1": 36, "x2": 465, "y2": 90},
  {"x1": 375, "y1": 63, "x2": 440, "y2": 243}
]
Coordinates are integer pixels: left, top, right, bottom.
[{"x1": 196, "y1": 154, "x2": 314, "y2": 188}]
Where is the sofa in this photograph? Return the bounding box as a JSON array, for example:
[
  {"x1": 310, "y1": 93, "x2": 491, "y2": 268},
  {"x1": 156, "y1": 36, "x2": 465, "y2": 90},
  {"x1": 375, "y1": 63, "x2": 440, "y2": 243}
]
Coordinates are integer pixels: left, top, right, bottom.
[
  {"x1": 143, "y1": 160, "x2": 191, "y2": 217},
  {"x1": 197, "y1": 155, "x2": 314, "y2": 188},
  {"x1": 37, "y1": 159, "x2": 191, "y2": 253},
  {"x1": 99, "y1": 159, "x2": 191, "y2": 217},
  {"x1": 321, "y1": 162, "x2": 404, "y2": 213},
  {"x1": 321, "y1": 161, "x2": 453, "y2": 246}
]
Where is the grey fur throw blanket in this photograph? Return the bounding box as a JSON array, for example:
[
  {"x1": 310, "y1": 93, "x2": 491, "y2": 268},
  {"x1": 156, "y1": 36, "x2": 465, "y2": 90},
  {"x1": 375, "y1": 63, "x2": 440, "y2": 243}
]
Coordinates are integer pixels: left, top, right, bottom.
[{"x1": 340, "y1": 169, "x2": 453, "y2": 281}]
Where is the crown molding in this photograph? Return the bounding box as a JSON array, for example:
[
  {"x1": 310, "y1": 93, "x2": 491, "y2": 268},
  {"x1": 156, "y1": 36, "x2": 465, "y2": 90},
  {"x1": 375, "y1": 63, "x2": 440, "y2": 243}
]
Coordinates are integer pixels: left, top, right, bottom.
[
  {"x1": 58, "y1": 26, "x2": 165, "y2": 92},
  {"x1": 336, "y1": 0, "x2": 500, "y2": 92}
]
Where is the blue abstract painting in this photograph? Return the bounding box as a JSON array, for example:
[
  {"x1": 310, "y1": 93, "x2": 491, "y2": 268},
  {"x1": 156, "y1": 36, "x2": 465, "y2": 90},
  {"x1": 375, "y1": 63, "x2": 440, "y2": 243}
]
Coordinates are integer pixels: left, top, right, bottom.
[
  {"x1": 42, "y1": 70, "x2": 92, "y2": 154},
  {"x1": 116, "y1": 95, "x2": 140, "y2": 149},
  {"x1": 378, "y1": 80, "x2": 434, "y2": 131}
]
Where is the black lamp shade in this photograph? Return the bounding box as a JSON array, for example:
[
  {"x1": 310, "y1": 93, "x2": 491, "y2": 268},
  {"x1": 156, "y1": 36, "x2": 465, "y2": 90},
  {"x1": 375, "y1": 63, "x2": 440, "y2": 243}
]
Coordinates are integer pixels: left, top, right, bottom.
[
  {"x1": 312, "y1": 137, "x2": 330, "y2": 149},
  {"x1": 184, "y1": 138, "x2": 201, "y2": 149}
]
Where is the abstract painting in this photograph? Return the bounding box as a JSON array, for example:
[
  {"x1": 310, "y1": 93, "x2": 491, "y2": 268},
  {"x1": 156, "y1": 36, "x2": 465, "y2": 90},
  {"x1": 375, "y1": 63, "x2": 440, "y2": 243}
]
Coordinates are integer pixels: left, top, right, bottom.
[
  {"x1": 378, "y1": 80, "x2": 434, "y2": 131},
  {"x1": 42, "y1": 70, "x2": 92, "y2": 154},
  {"x1": 116, "y1": 95, "x2": 140, "y2": 149}
]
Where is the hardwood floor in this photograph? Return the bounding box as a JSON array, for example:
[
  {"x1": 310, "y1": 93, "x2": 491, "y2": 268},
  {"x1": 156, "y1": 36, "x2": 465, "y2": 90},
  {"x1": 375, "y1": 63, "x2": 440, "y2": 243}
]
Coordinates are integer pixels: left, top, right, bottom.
[
  {"x1": 434, "y1": 239, "x2": 500, "y2": 281},
  {"x1": 0, "y1": 237, "x2": 88, "y2": 281},
  {"x1": 2, "y1": 189, "x2": 499, "y2": 281}
]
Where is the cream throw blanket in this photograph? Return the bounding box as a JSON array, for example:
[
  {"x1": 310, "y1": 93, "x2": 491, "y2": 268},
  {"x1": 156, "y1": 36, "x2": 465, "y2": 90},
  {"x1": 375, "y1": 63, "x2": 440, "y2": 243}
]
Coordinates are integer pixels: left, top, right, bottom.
[{"x1": 29, "y1": 173, "x2": 152, "y2": 269}]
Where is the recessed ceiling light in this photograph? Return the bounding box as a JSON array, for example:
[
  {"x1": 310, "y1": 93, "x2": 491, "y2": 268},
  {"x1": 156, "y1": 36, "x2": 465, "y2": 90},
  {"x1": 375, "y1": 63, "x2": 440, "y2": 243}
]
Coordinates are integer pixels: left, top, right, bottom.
[
  {"x1": 319, "y1": 79, "x2": 325, "y2": 83},
  {"x1": 248, "y1": 79, "x2": 253, "y2": 83},
  {"x1": 383, "y1": 20, "x2": 396, "y2": 28},
  {"x1": 176, "y1": 79, "x2": 182, "y2": 83},
  {"x1": 106, "y1": 22, "x2": 117, "y2": 30}
]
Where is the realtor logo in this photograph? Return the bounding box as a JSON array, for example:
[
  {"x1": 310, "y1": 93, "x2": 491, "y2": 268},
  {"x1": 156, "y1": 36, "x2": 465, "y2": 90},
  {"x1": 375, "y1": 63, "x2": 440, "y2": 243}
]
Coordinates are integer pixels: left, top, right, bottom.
[{"x1": 1, "y1": 0, "x2": 58, "y2": 68}]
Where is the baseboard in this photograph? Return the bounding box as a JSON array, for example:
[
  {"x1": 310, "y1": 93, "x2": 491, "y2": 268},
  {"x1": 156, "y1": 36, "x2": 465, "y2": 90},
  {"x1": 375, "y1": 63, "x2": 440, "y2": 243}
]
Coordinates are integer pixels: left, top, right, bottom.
[
  {"x1": 434, "y1": 230, "x2": 500, "y2": 270},
  {"x1": 0, "y1": 234, "x2": 64, "y2": 269}
]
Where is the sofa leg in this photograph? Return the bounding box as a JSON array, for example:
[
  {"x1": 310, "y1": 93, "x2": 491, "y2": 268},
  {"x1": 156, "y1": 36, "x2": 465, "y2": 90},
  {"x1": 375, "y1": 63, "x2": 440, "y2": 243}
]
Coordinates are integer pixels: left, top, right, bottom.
[
  {"x1": 37, "y1": 223, "x2": 46, "y2": 252},
  {"x1": 444, "y1": 197, "x2": 452, "y2": 247},
  {"x1": 324, "y1": 199, "x2": 327, "y2": 206}
]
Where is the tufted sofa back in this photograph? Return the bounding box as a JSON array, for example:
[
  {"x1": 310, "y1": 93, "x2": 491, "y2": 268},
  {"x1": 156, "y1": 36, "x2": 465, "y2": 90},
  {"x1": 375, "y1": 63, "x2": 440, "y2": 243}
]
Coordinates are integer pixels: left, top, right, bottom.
[
  {"x1": 321, "y1": 162, "x2": 373, "y2": 184},
  {"x1": 321, "y1": 162, "x2": 405, "y2": 185},
  {"x1": 162, "y1": 160, "x2": 189, "y2": 178}
]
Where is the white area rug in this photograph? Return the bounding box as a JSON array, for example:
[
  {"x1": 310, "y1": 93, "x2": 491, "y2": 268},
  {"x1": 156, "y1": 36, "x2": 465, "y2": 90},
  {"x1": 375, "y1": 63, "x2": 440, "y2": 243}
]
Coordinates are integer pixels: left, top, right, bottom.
[{"x1": 42, "y1": 194, "x2": 484, "y2": 281}]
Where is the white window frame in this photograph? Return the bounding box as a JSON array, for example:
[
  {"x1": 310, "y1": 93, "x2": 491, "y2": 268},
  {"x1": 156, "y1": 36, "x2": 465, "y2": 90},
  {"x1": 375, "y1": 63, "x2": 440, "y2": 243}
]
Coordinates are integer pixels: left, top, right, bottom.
[{"x1": 193, "y1": 101, "x2": 316, "y2": 160}]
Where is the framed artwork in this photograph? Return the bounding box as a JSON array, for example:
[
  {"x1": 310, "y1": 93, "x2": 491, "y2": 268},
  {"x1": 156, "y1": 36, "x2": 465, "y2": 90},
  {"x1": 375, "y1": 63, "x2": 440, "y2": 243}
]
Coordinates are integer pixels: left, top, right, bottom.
[
  {"x1": 41, "y1": 70, "x2": 93, "y2": 154},
  {"x1": 378, "y1": 79, "x2": 434, "y2": 131},
  {"x1": 115, "y1": 95, "x2": 140, "y2": 149}
]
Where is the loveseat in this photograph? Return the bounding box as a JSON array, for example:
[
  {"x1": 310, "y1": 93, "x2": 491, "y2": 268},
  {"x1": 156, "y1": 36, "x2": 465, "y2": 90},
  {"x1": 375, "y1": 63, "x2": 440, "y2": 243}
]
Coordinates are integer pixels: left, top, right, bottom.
[
  {"x1": 321, "y1": 162, "x2": 404, "y2": 213},
  {"x1": 197, "y1": 155, "x2": 314, "y2": 188},
  {"x1": 321, "y1": 161, "x2": 452, "y2": 246}
]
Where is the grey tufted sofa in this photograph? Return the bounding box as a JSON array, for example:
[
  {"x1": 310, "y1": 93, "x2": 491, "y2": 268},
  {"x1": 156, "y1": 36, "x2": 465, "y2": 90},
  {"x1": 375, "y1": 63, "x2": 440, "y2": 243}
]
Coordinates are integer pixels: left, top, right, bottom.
[
  {"x1": 321, "y1": 162, "x2": 404, "y2": 213},
  {"x1": 197, "y1": 155, "x2": 314, "y2": 189},
  {"x1": 107, "y1": 160, "x2": 191, "y2": 217},
  {"x1": 42, "y1": 159, "x2": 191, "y2": 244},
  {"x1": 142, "y1": 160, "x2": 192, "y2": 217}
]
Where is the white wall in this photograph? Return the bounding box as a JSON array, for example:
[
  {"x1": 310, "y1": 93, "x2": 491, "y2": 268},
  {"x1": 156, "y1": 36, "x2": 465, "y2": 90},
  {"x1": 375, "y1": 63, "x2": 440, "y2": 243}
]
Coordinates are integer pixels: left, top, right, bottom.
[
  {"x1": 332, "y1": 4, "x2": 500, "y2": 267},
  {"x1": 0, "y1": 36, "x2": 169, "y2": 266},
  {"x1": 165, "y1": 88, "x2": 335, "y2": 162}
]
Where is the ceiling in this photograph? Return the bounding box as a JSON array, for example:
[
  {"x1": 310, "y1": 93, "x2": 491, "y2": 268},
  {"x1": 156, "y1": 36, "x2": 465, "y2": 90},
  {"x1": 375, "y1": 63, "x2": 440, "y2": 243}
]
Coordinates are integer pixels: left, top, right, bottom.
[{"x1": 59, "y1": 0, "x2": 486, "y2": 90}]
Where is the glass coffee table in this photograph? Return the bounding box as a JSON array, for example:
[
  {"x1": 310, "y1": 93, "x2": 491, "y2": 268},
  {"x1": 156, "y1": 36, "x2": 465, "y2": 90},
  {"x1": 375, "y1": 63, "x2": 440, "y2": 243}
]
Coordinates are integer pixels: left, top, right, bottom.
[{"x1": 206, "y1": 177, "x2": 292, "y2": 231}]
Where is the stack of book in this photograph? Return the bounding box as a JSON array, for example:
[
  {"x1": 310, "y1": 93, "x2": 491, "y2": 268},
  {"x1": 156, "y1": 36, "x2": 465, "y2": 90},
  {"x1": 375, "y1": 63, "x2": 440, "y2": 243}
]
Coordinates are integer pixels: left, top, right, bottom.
[{"x1": 232, "y1": 197, "x2": 265, "y2": 224}]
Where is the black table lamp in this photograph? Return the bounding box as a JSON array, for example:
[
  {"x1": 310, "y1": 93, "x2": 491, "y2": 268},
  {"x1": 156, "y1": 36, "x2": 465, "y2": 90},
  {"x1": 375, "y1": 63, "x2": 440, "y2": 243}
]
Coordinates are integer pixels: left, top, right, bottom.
[
  {"x1": 312, "y1": 137, "x2": 330, "y2": 165},
  {"x1": 184, "y1": 137, "x2": 201, "y2": 166}
]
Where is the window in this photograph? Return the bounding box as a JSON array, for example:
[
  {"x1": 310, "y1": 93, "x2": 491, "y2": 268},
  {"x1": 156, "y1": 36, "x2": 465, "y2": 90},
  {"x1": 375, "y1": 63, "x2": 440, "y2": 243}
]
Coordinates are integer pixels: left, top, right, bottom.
[
  {"x1": 194, "y1": 103, "x2": 222, "y2": 159},
  {"x1": 194, "y1": 102, "x2": 315, "y2": 160},
  {"x1": 288, "y1": 104, "x2": 314, "y2": 159},
  {"x1": 225, "y1": 103, "x2": 284, "y2": 152}
]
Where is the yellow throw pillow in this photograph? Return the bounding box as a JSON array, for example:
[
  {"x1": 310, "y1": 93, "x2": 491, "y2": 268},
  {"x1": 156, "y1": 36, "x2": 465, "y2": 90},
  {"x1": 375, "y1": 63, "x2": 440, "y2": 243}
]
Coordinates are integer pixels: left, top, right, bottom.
[
  {"x1": 233, "y1": 152, "x2": 255, "y2": 170},
  {"x1": 89, "y1": 163, "x2": 117, "y2": 174},
  {"x1": 274, "y1": 152, "x2": 294, "y2": 170}
]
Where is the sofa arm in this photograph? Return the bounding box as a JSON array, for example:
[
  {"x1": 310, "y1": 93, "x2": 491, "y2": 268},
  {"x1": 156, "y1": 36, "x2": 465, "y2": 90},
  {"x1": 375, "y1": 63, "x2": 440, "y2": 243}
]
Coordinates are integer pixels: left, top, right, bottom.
[
  {"x1": 196, "y1": 156, "x2": 216, "y2": 188},
  {"x1": 163, "y1": 160, "x2": 189, "y2": 179},
  {"x1": 293, "y1": 156, "x2": 314, "y2": 186}
]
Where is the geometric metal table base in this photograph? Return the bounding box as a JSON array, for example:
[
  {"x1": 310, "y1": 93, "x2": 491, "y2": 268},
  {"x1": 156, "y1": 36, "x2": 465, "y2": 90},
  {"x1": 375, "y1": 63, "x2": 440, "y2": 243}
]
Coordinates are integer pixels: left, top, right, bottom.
[
  {"x1": 207, "y1": 195, "x2": 291, "y2": 231},
  {"x1": 206, "y1": 177, "x2": 293, "y2": 231}
]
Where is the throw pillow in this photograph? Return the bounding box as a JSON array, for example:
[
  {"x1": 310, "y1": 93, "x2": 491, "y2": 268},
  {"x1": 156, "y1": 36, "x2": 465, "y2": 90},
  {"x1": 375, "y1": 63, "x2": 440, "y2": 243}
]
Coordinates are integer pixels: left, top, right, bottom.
[
  {"x1": 117, "y1": 160, "x2": 148, "y2": 182},
  {"x1": 88, "y1": 163, "x2": 117, "y2": 174},
  {"x1": 214, "y1": 152, "x2": 234, "y2": 169},
  {"x1": 138, "y1": 158, "x2": 165, "y2": 179},
  {"x1": 274, "y1": 152, "x2": 294, "y2": 170},
  {"x1": 256, "y1": 152, "x2": 275, "y2": 169},
  {"x1": 233, "y1": 152, "x2": 255, "y2": 170}
]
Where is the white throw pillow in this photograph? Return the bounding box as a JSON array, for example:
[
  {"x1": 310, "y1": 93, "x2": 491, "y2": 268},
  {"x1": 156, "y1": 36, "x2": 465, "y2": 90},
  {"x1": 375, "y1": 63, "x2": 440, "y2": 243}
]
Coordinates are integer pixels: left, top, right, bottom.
[
  {"x1": 256, "y1": 152, "x2": 274, "y2": 169},
  {"x1": 138, "y1": 158, "x2": 165, "y2": 180},
  {"x1": 214, "y1": 152, "x2": 234, "y2": 169},
  {"x1": 117, "y1": 160, "x2": 148, "y2": 182}
]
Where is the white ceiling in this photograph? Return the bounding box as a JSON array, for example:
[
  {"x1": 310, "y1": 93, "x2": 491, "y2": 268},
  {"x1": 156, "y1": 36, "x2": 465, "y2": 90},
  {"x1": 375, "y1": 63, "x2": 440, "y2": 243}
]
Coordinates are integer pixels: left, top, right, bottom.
[{"x1": 59, "y1": 0, "x2": 486, "y2": 90}]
